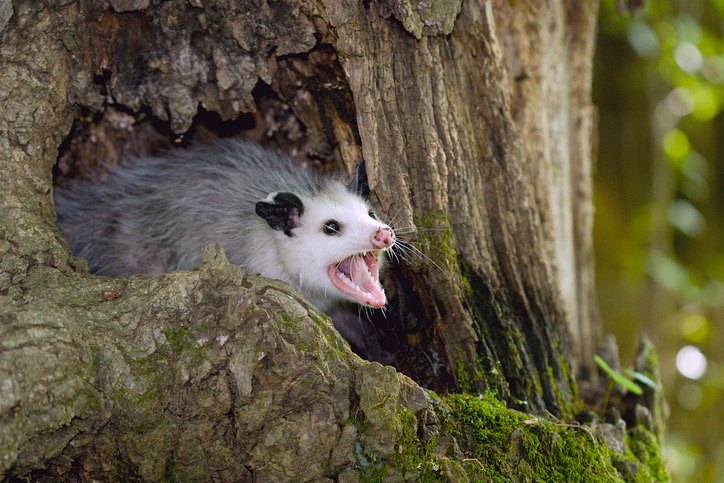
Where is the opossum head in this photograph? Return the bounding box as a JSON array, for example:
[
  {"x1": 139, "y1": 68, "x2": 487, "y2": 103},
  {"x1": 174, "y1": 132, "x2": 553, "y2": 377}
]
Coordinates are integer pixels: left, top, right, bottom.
[{"x1": 255, "y1": 182, "x2": 395, "y2": 308}]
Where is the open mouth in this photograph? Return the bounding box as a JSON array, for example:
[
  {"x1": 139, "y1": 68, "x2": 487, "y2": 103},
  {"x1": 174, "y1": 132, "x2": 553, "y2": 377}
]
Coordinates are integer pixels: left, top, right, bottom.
[{"x1": 328, "y1": 251, "x2": 386, "y2": 307}]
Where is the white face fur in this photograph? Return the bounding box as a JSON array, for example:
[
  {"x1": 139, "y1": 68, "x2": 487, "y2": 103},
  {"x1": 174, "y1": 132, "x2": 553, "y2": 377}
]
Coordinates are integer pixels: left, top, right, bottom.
[{"x1": 260, "y1": 183, "x2": 395, "y2": 310}]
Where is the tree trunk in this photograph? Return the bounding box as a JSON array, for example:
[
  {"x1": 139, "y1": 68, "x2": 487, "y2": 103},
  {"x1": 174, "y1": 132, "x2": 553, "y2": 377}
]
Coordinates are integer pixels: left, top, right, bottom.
[{"x1": 0, "y1": 0, "x2": 666, "y2": 480}]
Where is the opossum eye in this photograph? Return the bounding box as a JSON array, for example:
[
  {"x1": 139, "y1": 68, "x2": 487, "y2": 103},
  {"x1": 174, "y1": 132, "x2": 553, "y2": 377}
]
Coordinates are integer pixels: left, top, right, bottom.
[
  {"x1": 323, "y1": 220, "x2": 341, "y2": 235},
  {"x1": 368, "y1": 210, "x2": 378, "y2": 220}
]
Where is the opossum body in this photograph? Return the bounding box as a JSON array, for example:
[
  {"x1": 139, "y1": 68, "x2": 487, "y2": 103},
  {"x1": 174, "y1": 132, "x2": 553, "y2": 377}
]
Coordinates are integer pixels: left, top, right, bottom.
[{"x1": 54, "y1": 140, "x2": 396, "y2": 311}]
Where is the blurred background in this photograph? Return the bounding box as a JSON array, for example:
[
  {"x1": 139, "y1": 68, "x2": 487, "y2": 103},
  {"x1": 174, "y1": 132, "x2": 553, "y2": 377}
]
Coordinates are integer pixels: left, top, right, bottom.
[{"x1": 594, "y1": 0, "x2": 723, "y2": 481}]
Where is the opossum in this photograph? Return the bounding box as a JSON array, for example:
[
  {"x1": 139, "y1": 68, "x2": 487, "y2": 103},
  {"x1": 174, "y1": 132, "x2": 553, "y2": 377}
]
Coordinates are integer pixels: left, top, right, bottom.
[{"x1": 54, "y1": 140, "x2": 396, "y2": 312}]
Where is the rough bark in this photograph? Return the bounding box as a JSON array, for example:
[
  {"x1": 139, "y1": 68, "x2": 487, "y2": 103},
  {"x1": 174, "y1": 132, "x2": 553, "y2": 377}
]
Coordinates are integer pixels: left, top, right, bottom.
[
  {"x1": 0, "y1": 242, "x2": 431, "y2": 480},
  {"x1": 0, "y1": 0, "x2": 665, "y2": 480},
  {"x1": 494, "y1": 0, "x2": 601, "y2": 370}
]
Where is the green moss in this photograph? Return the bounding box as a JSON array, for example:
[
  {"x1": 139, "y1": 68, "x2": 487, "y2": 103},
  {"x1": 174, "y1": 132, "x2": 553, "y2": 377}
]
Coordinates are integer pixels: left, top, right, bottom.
[
  {"x1": 274, "y1": 311, "x2": 299, "y2": 331},
  {"x1": 356, "y1": 407, "x2": 454, "y2": 482},
  {"x1": 434, "y1": 393, "x2": 668, "y2": 482},
  {"x1": 303, "y1": 310, "x2": 354, "y2": 361},
  {"x1": 626, "y1": 427, "x2": 669, "y2": 482},
  {"x1": 355, "y1": 440, "x2": 386, "y2": 482},
  {"x1": 455, "y1": 354, "x2": 508, "y2": 400},
  {"x1": 414, "y1": 210, "x2": 458, "y2": 268},
  {"x1": 477, "y1": 356, "x2": 513, "y2": 401},
  {"x1": 82, "y1": 389, "x2": 104, "y2": 411},
  {"x1": 459, "y1": 274, "x2": 473, "y2": 299},
  {"x1": 444, "y1": 392, "x2": 613, "y2": 481},
  {"x1": 389, "y1": 408, "x2": 440, "y2": 481},
  {"x1": 87, "y1": 345, "x2": 100, "y2": 380},
  {"x1": 162, "y1": 325, "x2": 191, "y2": 354},
  {"x1": 454, "y1": 358, "x2": 473, "y2": 394},
  {"x1": 274, "y1": 310, "x2": 348, "y2": 359},
  {"x1": 127, "y1": 351, "x2": 169, "y2": 383},
  {"x1": 309, "y1": 311, "x2": 348, "y2": 351},
  {"x1": 547, "y1": 364, "x2": 576, "y2": 421}
]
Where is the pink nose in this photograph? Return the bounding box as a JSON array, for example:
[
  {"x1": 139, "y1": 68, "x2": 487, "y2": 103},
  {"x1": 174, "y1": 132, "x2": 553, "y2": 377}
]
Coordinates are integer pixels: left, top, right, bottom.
[{"x1": 371, "y1": 227, "x2": 395, "y2": 249}]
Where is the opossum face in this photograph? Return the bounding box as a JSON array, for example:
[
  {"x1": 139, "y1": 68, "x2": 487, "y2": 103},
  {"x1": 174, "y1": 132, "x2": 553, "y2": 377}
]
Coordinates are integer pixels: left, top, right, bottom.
[{"x1": 256, "y1": 185, "x2": 395, "y2": 308}]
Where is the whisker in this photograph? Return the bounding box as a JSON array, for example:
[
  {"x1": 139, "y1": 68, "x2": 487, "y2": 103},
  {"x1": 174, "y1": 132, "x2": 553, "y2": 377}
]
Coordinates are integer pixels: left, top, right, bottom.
[
  {"x1": 392, "y1": 227, "x2": 448, "y2": 234},
  {"x1": 392, "y1": 238, "x2": 447, "y2": 274},
  {"x1": 387, "y1": 247, "x2": 401, "y2": 264}
]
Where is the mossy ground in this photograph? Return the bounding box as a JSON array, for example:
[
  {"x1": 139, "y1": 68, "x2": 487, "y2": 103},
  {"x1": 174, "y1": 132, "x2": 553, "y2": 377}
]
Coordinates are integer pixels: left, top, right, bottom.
[
  {"x1": 356, "y1": 392, "x2": 668, "y2": 482},
  {"x1": 443, "y1": 393, "x2": 667, "y2": 482}
]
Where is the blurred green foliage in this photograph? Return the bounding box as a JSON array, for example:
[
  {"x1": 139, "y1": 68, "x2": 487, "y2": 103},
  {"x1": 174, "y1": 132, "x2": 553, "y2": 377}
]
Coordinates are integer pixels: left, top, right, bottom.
[{"x1": 594, "y1": 0, "x2": 723, "y2": 481}]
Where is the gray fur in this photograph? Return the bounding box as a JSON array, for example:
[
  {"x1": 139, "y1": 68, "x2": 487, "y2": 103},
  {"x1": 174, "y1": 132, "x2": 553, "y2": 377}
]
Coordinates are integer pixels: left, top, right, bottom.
[{"x1": 55, "y1": 140, "x2": 329, "y2": 278}]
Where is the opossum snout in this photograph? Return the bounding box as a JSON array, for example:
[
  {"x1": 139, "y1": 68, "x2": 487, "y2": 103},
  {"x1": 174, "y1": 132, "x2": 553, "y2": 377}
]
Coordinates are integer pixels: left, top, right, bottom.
[{"x1": 371, "y1": 226, "x2": 395, "y2": 249}]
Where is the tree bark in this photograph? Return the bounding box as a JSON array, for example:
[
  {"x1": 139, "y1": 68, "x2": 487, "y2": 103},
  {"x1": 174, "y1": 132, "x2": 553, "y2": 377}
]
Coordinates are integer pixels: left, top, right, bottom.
[{"x1": 0, "y1": 0, "x2": 666, "y2": 480}]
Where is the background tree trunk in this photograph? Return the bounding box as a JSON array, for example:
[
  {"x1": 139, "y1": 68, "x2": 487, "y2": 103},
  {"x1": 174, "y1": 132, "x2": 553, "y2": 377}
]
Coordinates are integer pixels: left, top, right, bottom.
[{"x1": 0, "y1": 0, "x2": 666, "y2": 480}]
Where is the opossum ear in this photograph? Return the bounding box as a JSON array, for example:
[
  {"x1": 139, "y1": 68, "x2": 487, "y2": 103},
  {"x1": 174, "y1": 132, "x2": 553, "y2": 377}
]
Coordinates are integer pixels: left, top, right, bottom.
[
  {"x1": 255, "y1": 192, "x2": 304, "y2": 237},
  {"x1": 347, "y1": 161, "x2": 370, "y2": 200}
]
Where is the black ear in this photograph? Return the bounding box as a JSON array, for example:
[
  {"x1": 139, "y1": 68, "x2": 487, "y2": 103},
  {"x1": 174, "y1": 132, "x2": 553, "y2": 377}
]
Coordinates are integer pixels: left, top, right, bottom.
[
  {"x1": 255, "y1": 192, "x2": 304, "y2": 237},
  {"x1": 347, "y1": 161, "x2": 370, "y2": 200}
]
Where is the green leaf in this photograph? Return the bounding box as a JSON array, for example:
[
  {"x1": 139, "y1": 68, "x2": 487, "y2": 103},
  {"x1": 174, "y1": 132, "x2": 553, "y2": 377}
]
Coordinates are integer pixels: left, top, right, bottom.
[
  {"x1": 594, "y1": 355, "x2": 644, "y2": 395},
  {"x1": 624, "y1": 369, "x2": 659, "y2": 390}
]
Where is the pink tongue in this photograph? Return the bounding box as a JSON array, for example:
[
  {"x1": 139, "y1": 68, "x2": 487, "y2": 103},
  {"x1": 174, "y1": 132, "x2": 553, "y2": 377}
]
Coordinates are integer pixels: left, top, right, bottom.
[
  {"x1": 345, "y1": 255, "x2": 375, "y2": 289},
  {"x1": 331, "y1": 254, "x2": 386, "y2": 307}
]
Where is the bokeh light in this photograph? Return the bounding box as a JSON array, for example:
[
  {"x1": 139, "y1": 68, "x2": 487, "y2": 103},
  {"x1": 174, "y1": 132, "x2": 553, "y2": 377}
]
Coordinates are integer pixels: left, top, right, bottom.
[{"x1": 676, "y1": 345, "x2": 708, "y2": 380}]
